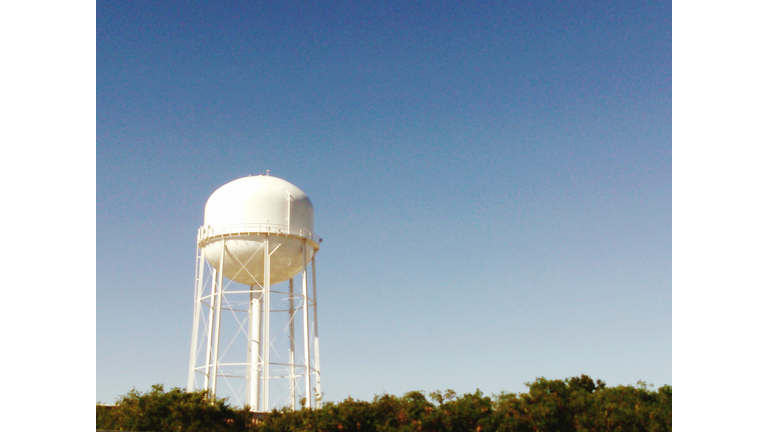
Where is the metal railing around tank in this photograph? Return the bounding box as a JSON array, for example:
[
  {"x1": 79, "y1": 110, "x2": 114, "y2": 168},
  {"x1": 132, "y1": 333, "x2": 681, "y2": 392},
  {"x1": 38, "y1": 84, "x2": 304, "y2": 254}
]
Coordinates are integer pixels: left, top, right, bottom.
[{"x1": 197, "y1": 223, "x2": 320, "y2": 246}]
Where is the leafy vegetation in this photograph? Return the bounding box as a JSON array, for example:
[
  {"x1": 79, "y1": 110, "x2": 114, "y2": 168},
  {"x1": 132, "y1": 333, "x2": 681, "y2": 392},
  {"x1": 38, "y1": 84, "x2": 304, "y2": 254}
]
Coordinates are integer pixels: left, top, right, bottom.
[
  {"x1": 97, "y1": 384, "x2": 251, "y2": 432},
  {"x1": 97, "y1": 376, "x2": 671, "y2": 431}
]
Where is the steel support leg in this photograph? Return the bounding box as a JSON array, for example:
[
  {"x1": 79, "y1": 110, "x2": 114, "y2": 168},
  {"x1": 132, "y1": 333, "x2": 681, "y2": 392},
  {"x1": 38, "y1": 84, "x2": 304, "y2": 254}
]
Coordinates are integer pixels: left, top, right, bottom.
[
  {"x1": 203, "y1": 268, "x2": 217, "y2": 390},
  {"x1": 188, "y1": 246, "x2": 205, "y2": 391},
  {"x1": 289, "y1": 277, "x2": 296, "y2": 410},
  {"x1": 262, "y1": 238, "x2": 271, "y2": 412},
  {"x1": 302, "y1": 240, "x2": 311, "y2": 407},
  {"x1": 210, "y1": 241, "x2": 226, "y2": 397},
  {"x1": 311, "y1": 255, "x2": 321, "y2": 407}
]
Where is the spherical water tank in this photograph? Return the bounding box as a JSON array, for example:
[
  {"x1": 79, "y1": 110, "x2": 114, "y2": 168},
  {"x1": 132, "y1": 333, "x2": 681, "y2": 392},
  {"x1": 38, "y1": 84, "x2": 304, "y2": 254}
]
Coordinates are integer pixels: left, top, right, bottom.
[{"x1": 199, "y1": 175, "x2": 319, "y2": 285}]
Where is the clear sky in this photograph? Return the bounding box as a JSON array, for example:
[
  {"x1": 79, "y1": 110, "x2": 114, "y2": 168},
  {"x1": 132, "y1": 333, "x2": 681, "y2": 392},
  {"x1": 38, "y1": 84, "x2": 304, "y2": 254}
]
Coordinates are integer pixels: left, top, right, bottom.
[{"x1": 97, "y1": 1, "x2": 671, "y2": 405}]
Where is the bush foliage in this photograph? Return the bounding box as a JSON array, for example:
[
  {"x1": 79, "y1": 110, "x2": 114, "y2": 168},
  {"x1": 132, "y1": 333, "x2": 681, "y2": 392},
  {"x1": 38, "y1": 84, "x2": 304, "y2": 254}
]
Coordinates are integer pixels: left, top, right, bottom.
[
  {"x1": 97, "y1": 375, "x2": 671, "y2": 432},
  {"x1": 97, "y1": 384, "x2": 250, "y2": 432}
]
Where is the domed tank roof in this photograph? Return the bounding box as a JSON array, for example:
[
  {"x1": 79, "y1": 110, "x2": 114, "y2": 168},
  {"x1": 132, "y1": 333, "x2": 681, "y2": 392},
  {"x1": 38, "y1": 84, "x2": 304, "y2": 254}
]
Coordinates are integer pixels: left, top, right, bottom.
[
  {"x1": 199, "y1": 175, "x2": 318, "y2": 285},
  {"x1": 203, "y1": 175, "x2": 314, "y2": 239}
]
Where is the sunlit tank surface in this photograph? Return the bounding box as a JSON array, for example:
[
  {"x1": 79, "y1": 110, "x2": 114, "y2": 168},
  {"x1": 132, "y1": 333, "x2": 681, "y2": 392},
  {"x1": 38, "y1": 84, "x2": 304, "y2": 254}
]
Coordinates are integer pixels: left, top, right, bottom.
[{"x1": 199, "y1": 175, "x2": 319, "y2": 285}]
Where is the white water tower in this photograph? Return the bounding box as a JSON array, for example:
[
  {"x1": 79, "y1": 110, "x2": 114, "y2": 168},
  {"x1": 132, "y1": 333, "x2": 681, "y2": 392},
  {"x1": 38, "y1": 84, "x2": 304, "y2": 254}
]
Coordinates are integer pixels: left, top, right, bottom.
[{"x1": 187, "y1": 175, "x2": 322, "y2": 412}]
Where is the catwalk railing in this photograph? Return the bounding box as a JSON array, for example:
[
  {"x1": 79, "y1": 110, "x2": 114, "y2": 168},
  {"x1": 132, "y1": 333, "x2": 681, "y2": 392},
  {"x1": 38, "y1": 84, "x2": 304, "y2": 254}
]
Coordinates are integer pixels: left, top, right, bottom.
[{"x1": 198, "y1": 223, "x2": 320, "y2": 246}]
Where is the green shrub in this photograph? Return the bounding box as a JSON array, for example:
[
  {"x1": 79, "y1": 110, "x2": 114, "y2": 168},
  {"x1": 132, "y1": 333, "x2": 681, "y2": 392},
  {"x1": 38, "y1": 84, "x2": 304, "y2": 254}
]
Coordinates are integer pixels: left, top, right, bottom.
[
  {"x1": 96, "y1": 384, "x2": 251, "y2": 432},
  {"x1": 492, "y1": 375, "x2": 671, "y2": 432},
  {"x1": 97, "y1": 376, "x2": 671, "y2": 432}
]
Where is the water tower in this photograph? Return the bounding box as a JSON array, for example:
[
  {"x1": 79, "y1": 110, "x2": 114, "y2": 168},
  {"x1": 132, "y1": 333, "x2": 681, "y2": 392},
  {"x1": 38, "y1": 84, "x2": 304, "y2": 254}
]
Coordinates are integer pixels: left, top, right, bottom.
[{"x1": 187, "y1": 175, "x2": 322, "y2": 412}]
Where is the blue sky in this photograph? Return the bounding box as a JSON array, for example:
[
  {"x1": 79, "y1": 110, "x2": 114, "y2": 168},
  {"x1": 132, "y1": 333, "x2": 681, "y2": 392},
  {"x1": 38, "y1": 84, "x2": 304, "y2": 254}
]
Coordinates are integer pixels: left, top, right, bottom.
[{"x1": 97, "y1": 1, "x2": 671, "y2": 405}]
